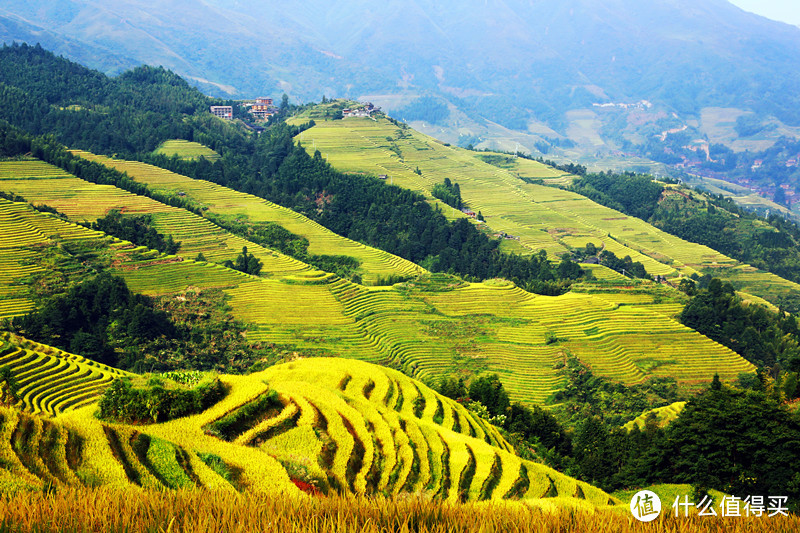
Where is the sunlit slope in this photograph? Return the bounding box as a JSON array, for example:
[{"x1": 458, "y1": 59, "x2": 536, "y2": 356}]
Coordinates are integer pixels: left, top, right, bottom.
[
  {"x1": 0, "y1": 160, "x2": 310, "y2": 278},
  {"x1": 293, "y1": 117, "x2": 800, "y2": 304},
  {"x1": 623, "y1": 401, "x2": 686, "y2": 432},
  {"x1": 0, "y1": 194, "x2": 374, "y2": 361},
  {"x1": 0, "y1": 332, "x2": 130, "y2": 416},
  {"x1": 0, "y1": 194, "x2": 754, "y2": 404},
  {"x1": 71, "y1": 151, "x2": 424, "y2": 284},
  {"x1": 1, "y1": 351, "x2": 614, "y2": 508}
]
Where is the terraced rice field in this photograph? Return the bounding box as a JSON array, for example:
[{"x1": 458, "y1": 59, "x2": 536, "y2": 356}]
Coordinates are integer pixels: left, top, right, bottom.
[
  {"x1": 320, "y1": 275, "x2": 753, "y2": 403},
  {"x1": 153, "y1": 139, "x2": 220, "y2": 161},
  {"x1": 5, "y1": 355, "x2": 612, "y2": 508},
  {"x1": 0, "y1": 159, "x2": 311, "y2": 279},
  {"x1": 0, "y1": 164, "x2": 756, "y2": 406},
  {"x1": 73, "y1": 151, "x2": 424, "y2": 284},
  {"x1": 475, "y1": 152, "x2": 574, "y2": 185},
  {"x1": 292, "y1": 117, "x2": 800, "y2": 306},
  {"x1": 0, "y1": 197, "x2": 101, "y2": 318},
  {"x1": 0, "y1": 333, "x2": 130, "y2": 416}
]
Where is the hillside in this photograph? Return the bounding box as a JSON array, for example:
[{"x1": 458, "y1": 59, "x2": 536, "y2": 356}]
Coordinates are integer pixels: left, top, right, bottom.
[
  {"x1": 0, "y1": 331, "x2": 614, "y2": 508},
  {"x1": 0, "y1": 158, "x2": 756, "y2": 405},
  {"x1": 291, "y1": 113, "x2": 800, "y2": 309},
  {"x1": 71, "y1": 150, "x2": 424, "y2": 285}
]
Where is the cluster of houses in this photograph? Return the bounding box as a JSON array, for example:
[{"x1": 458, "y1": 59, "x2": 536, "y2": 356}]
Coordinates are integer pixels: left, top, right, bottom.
[
  {"x1": 210, "y1": 97, "x2": 278, "y2": 122},
  {"x1": 593, "y1": 100, "x2": 653, "y2": 110},
  {"x1": 342, "y1": 102, "x2": 380, "y2": 118}
]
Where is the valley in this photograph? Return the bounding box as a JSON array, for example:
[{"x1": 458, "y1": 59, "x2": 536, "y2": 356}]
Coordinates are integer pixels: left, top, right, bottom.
[{"x1": 0, "y1": 41, "x2": 798, "y2": 530}]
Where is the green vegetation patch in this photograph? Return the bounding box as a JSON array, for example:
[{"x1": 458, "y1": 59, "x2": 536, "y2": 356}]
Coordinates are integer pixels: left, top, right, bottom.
[
  {"x1": 204, "y1": 389, "x2": 283, "y2": 441},
  {"x1": 98, "y1": 373, "x2": 227, "y2": 424}
]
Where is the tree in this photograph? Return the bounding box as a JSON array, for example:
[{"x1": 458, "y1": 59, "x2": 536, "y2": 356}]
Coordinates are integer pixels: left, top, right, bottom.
[
  {"x1": 225, "y1": 246, "x2": 263, "y2": 276},
  {"x1": 468, "y1": 374, "x2": 510, "y2": 417}
]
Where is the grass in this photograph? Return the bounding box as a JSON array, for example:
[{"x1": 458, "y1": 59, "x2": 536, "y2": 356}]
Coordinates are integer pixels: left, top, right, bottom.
[{"x1": 5, "y1": 487, "x2": 800, "y2": 533}]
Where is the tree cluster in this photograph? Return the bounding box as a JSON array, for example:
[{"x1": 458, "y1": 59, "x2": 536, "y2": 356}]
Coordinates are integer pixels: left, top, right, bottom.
[
  {"x1": 98, "y1": 375, "x2": 227, "y2": 424},
  {"x1": 11, "y1": 273, "x2": 175, "y2": 366},
  {"x1": 223, "y1": 246, "x2": 262, "y2": 276},
  {"x1": 680, "y1": 278, "x2": 800, "y2": 379},
  {"x1": 91, "y1": 210, "x2": 180, "y2": 254},
  {"x1": 431, "y1": 178, "x2": 463, "y2": 209}
]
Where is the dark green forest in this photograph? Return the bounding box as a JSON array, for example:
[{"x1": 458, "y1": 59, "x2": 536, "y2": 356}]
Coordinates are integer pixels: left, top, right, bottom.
[
  {"x1": 680, "y1": 278, "x2": 800, "y2": 379},
  {"x1": 91, "y1": 210, "x2": 180, "y2": 255},
  {"x1": 431, "y1": 178, "x2": 463, "y2": 209}
]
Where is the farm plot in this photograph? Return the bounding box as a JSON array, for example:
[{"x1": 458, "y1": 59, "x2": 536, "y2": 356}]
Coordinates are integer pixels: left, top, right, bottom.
[
  {"x1": 251, "y1": 358, "x2": 608, "y2": 503},
  {"x1": 0, "y1": 353, "x2": 614, "y2": 507},
  {"x1": 416, "y1": 283, "x2": 754, "y2": 400},
  {"x1": 0, "y1": 198, "x2": 102, "y2": 319},
  {"x1": 73, "y1": 151, "x2": 424, "y2": 284},
  {"x1": 153, "y1": 140, "x2": 220, "y2": 161},
  {"x1": 295, "y1": 117, "x2": 800, "y2": 306}
]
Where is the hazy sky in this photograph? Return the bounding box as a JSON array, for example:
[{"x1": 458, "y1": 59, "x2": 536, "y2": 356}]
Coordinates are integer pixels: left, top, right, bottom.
[{"x1": 729, "y1": 0, "x2": 800, "y2": 27}]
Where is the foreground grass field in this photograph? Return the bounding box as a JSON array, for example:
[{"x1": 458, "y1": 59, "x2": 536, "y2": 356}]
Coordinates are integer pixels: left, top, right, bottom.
[
  {"x1": 291, "y1": 115, "x2": 800, "y2": 307},
  {"x1": 1, "y1": 487, "x2": 797, "y2": 533}
]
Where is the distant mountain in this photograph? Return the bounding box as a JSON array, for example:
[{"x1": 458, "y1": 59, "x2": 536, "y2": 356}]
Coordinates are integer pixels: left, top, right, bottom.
[{"x1": 2, "y1": 0, "x2": 800, "y2": 148}]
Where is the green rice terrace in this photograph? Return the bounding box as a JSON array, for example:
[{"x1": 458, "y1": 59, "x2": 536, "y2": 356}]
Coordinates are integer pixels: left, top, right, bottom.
[
  {"x1": 0, "y1": 347, "x2": 616, "y2": 511},
  {"x1": 152, "y1": 140, "x2": 220, "y2": 162},
  {"x1": 289, "y1": 114, "x2": 800, "y2": 307},
  {"x1": 0, "y1": 159, "x2": 755, "y2": 406}
]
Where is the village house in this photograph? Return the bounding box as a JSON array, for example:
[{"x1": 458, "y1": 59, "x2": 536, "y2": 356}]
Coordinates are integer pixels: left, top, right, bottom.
[
  {"x1": 210, "y1": 105, "x2": 233, "y2": 119},
  {"x1": 343, "y1": 102, "x2": 381, "y2": 118},
  {"x1": 247, "y1": 97, "x2": 277, "y2": 120}
]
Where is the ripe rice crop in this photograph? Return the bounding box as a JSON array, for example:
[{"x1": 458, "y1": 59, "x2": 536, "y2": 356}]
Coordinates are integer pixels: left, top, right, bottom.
[
  {"x1": 2, "y1": 487, "x2": 798, "y2": 533},
  {"x1": 153, "y1": 139, "x2": 220, "y2": 161}
]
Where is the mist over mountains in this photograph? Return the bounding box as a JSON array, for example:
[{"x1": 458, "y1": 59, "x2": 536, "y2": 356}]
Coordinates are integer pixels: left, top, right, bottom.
[{"x1": 2, "y1": 0, "x2": 800, "y2": 143}]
